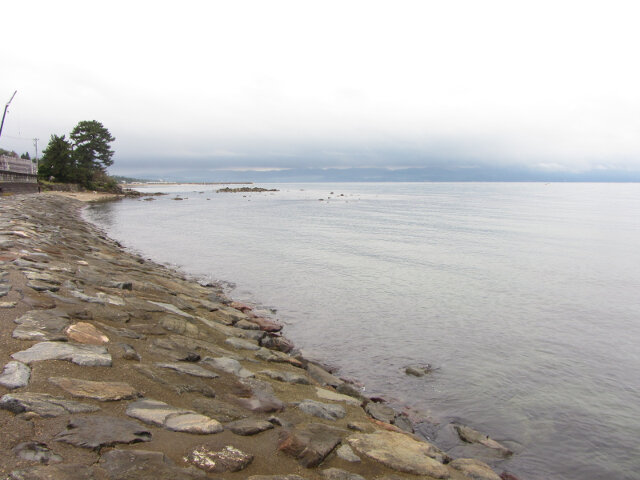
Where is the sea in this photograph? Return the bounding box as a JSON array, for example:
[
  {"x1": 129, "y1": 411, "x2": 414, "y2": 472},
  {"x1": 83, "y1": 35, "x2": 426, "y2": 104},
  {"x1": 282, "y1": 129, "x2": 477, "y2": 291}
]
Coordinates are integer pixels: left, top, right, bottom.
[{"x1": 84, "y1": 182, "x2": 640, "y2": 480}]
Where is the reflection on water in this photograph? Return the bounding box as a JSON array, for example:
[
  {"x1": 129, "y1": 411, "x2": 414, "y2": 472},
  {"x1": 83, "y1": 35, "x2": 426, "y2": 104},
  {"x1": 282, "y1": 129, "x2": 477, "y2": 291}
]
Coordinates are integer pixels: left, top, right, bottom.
[{"x1": 86, "y1": 183, "x2": 640, "y2": 480}]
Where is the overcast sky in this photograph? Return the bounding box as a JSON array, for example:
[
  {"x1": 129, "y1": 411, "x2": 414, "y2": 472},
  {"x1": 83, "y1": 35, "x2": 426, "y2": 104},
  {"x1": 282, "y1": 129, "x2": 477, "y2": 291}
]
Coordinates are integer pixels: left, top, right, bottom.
[{"x1": 2, "y1": 0, "x2": 640, "y2": 178}]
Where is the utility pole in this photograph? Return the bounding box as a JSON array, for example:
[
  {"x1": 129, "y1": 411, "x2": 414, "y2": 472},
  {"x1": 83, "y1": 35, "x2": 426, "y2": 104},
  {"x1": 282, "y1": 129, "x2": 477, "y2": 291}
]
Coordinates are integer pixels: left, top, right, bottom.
[
  {"x1": 0, "y1": 90, "x2": 17, "y2": 141},
  {"x1": 33, "y1": 137, "x2": 39, "y2": 174}
]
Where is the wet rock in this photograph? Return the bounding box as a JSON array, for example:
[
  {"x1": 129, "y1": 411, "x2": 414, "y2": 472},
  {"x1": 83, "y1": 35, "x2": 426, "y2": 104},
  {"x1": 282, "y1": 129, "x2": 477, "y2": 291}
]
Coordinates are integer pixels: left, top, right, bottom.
[
  {"x1": 0, "y1": 361, "x2": 31, "y2": 389},
  {"x1": 7, "y1": 464, "x2": 96, "y2": 480},
  {"x1": 306, "y1": 363, "x2": 344, "y2": 387},
  {"x1": 12, "y1": 310, "x2": 70, "y2": 341},
  {"x1": 13, "y1": 442, "x2": 63, "y2": 464},
  {"x1": 348, "y1": 431, "x2": 450, "y2": 478},
  {"x1": 155, "y1": 362, "x2": 219, "y2": 378},
  {"x1": 55, "y1": 415, "x2": 152, "y2": 448},
  {"x1": 365, "y1": 402, "x2": 396, "y2": 424},
  {"x1": 201, "y1": 356, "x2": 254, "y2": 378},
  {"x1": 185, "y1": 445, "x2": 254, "y2": 473},
  {"x1": 392, "y1": 413, "x2": 414, "y2": 433},
  {"x1": 226, "y1": 418, "x2": 275, "y2": 435},
  {"x1": 12, "y1": 341, "x2": 112, "y2": 367},
  {"x1": 278, "y1": 423, "x2": 344, "y2": 468},
  {"x1": 449, "y1": 458, "x2": 502, "y2": 480},
  {"x1": 322, "y1": 468, "x2": 366, "y2": 480},
  {"x1": 66, "y1": 322, "x2": 109, "y2": 344},
  {"x1": 98, "y1": 449, "x2": 206, "y2": 479},
  {"x1": 405, "y1": 365, "x2": 433, "y2": 377},
  {"x1": 48, "y1": 377, "x2": 139, "y2": 401},
  {"x1": 297, "y1": 399, "x2": 346, "y2": 421},
  {"x1": 126, "y1": 399, "x2": 223, "y2": 434},
  {"x1": 192, "y1": 398, "x2": 248, "y2": 422},
  {"x1": 315, "y1": 387, "x2": 361, "y2": 406},
  {"x1": 454, "y1": 424, "x2": 513, "y2": 456},
  {"x1": 260, "y1": 369, "x2": 310, "y2": 385},
  {"x1": 0, "y1": 392, "x2": 99, "y2": 417},
  {"x1": 336, "y1": 444, "x2": 361, "y2": 463},
  {"x1": 225, "y1": 336, "x2": 260, "y2": 351}
]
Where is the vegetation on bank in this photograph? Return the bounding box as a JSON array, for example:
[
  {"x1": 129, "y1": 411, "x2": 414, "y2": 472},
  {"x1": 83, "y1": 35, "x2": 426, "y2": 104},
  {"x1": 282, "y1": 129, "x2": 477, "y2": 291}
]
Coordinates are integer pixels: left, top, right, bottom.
[
  {"x1": 37, "y1": 120, "x2": 121, "y2": 192},
  {"x1": 216, "y1": 186, "x2": 279, "y2": 193}
]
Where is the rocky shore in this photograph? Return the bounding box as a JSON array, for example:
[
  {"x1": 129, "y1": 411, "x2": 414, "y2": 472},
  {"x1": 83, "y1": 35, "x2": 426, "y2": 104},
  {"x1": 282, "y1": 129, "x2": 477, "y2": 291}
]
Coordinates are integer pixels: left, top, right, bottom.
[{"x1": 0, "y1": 193, "x2": 509, "y2": 480}]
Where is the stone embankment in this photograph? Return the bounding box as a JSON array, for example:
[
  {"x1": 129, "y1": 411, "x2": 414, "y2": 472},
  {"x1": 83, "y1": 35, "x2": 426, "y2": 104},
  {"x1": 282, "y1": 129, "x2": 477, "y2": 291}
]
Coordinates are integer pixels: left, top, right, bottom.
[{"x1": 0, "y1": 194, "x2": 508, "y2": 480}]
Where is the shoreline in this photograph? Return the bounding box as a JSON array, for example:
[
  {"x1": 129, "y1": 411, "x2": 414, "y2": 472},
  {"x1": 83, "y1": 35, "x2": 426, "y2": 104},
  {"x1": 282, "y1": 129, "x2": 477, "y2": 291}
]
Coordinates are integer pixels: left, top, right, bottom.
[{"x1": 0, "y1": 193, "x2": 514, "y2": 479}]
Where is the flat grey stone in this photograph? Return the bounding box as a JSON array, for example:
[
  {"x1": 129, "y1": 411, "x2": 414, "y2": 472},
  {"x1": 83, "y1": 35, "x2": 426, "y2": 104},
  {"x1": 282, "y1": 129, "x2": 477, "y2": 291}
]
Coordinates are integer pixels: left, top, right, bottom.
[
  {"x1": 453, "y1": 424, "x2": 513, "y2": 455},
  {"x1": 148, "y1": 301, "x2": 193, "y2": 318},
  {"x1": 336, "y1": 444, "x2": 361, "y2": 463},
  {"x1": 7, "y1": 464, "x2": 95, "y2": 480},
  {"x1": 225, "y1": 336, "x2": 260, "y2": 350},
  {"x1": 201, "y1": 356, "x2": 254, "y2": 378},
  {"x1": 154, "y1": 362, "x2": 219, "y2": 378},
  {"x1": 322, "y1": 468, "x2": 366, "y2": 480},
  {"x1": 0, "y1": 361, "x2": 31, "y2": 389},
  {"x1": 449, "y1": 458, "x2": 502, "y2": 480},
  {"x1": 13, "y1": 442, "x2": 63, "y2": 464},
  {"x1": 0, "y1": 284, "x2": 10, "y2": 297},
  {"x1": 0, "y1": 301, "x2": 17, "y2": 308},
  {"x1": 24, "y1": 271, "x2": 61, "y2": 285},
  {"x1": 297, "y1": 399, "x2": 346, "y2": 421},
  {"x1": 365, "y1": 402, "x2": 396, "y2": 424},
  {"x1": 98, "y1": 449, "x2": 206, "y2": 479},
  {"x1": 13, "y1": 310, "x2": 70, "y2": 341},
  {"x1": 192, "y1": 398, "x2": 248, "y2": 422},
  {"x1": 27, "y1": 281, "x2": 60, "y2": 292},
  {"x1": 126, "y1": 399, "x2": 223, "y2": 434},
  {"x1": 315, "y1": 387, "x2": 361, "y2": 405},
  {"x1": 226, "y1": 418, "x2": 275, "y2": 436},
  {"x1": 186, "y1": 445, "x2": 253, "y2": 473},
  {"x1": 0, "y1": 392, "x2": 99, "y2": 417},
  {"x1": 306, "y1": 363, "x2": 344, "y2": 387},
  {"x1": 11, "y1": 341, "x2": 112, "y2": 366},
  {"x1": 55, "y1": 415, "x2": 152, "y2": 449},
  {"x1": 260, "y1": 369, "x2": 310, "y2": 385}
]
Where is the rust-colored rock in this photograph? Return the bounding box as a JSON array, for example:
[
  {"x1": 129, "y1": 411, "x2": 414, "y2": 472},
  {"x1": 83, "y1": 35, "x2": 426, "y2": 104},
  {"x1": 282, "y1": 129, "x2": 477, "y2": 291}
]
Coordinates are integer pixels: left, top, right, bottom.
[{"x1": 66, "y1": 322, "x2": 109, "y2": 345}]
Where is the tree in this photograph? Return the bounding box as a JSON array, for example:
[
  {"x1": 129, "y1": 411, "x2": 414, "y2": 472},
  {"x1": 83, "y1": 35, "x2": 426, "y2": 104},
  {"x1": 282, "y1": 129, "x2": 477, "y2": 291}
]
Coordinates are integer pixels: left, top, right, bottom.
[
  {"x1": 38, "y1": 134, "x2": 74, "y2": 182},
  {"x1": 20, "y1": 152, "x2": 30, "y2": 160},
  {"x1": 70, "y1": 120, "x2": 115, "y2": 185}
]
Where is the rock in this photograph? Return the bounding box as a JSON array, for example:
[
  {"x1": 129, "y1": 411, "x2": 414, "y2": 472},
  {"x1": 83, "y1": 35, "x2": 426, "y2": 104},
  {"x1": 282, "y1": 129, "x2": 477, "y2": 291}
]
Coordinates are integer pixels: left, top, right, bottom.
[
  {"x1": 260, "y1": 369, "x2": 310, "y2": 385},
  {"x1": 247, "y1": 476, "x2": 307, "y2": 480},
  {"x1": 405, "y1": 365, "x2": 433, "y2": 377},
  {"x1": 336, "y1": 444, "x2": 361, "y2": 463},
  {"x1": 0, "y1": 300, "x2": 17, "y2": 308},
  {"x1": 192, "y1": 398, "x2": 248, "y2": 422},
  {"x1": 226, "y1": 418, "x2": 275, "y2": 435},
  {"x1": 348, "y1": 430, "x2": 450, "y2": 478},
  {"x1": 27, "y1": 281, "x2": 60, "y2": 292},
  {"x1": 12, "y1": 341, "x2": 112, "y2": 367},
  {"x1": 24, "y1": 271, "x2": 61, "y2": 285},
  {"x1": 13, "y1": 442, "x2": 63, "y2": 464},
  {"x1": 260, "y1": 335, "x2": 294, "y2": 353},
  {"x1": 228, "y1": 392, "x2": 285, "y2": 413},
  {"x1": 315, "y1": 387, "x2": 361, "y2": 406},
  {"x1": 7, "y1": 464, "x2": 96, "y2": 480},
  {"x1": 0, "y1": 284, "x2": 11, "y2": 296},
  {"x1": 126, "y1": 399, "x2": 223, "y2": 434},
  {"x1": 98, "y1": 323, "x2": 144, "y2": 339},
  {"x1": 392, "y1": 414, "x2": 414, "y2": 433},
  {"x1": 306, "y1": 363, "x2": 344, "y2": 387},
  {"x1": 278, "y1": 423, "x2": 344, "y2": 468},
  {"x1": 449, "y1": 459, "x2": 502, "y2": 480},
  {"x1": 55, "y1": 415, "x2": 152, "y2": 448},
  {"x1": 98, "y1": 449, "x2": 206, "y2": 479},
  {"x1": 148, "y1": 301, "x2": 193, "y2": 318},
  {"x1": 365, "y1": 402, "x2": 397, "y2": 424},
  {"x1": 225, "y1": 336, "x2": 260, "y2": 351},
  {"x1": 159, "y1": 316, "x2": 200, "y2": 337},
  {"x1": 154, "y1": 362, "x2": 219, "y2": 378},
  {"x1": 185, "y1": 445, "x2": 253, "y2": 473},
  {"x1": 255, "y1": 347, "x2": 303, "y2": 367},
  {"x1": 0, "y1": 361, "x2": 31, "y2": 389},
  {"x1": 454, "y1": 424, "x2": 513, "y2": 456},
  {"x1": 246, "y1": 315, "x2": 283, "y2": 332},
  {"x1": 0, "y1": 392, "x2": 100, "y2": 417},
  {"x1": 66, "y1": 322, "x2": 109, "y2": 344},
  {"x1": 322, "y1": 468, "x2": 366, "y2": 480},
  {"x1": 115, "y1": 343, "x2": 141, "y2": 361},
  {"x1": 297, "y1": 399, "x2": 346, "y2": 421},
  {"x1": 235, "y1": 319, "x2": 261, "y2": 330},
  {"x1": 201, "y1": 356, "x2": 254, "y2": 378},
  {"x1": 335, "y1": 382, "x2": 365, "y2": 401},
  {"x1": 12, "y1": 310, "x2": 70, "y2": 341},
  {"x1": 48, "y1": 377, "x2": 139, "y2": 401}
]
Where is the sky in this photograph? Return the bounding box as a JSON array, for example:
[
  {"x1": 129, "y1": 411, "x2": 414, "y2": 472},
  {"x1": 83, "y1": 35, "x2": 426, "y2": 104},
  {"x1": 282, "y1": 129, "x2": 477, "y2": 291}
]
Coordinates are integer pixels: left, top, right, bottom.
[{"x1": 2, "y1": 0, "x2": 640, "y2": 181}]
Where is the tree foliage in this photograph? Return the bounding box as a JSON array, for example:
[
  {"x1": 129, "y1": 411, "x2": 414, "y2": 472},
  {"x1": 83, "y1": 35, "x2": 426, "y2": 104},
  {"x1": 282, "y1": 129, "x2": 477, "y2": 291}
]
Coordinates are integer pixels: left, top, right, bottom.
[{"x1": 38, "y1": 120, "x2": 117, "y2": 190}]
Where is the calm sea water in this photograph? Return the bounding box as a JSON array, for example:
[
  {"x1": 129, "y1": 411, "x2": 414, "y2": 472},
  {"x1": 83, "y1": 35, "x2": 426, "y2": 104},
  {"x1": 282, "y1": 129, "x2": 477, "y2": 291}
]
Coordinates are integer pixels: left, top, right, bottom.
[{"x1": 85, "y1": 183, "x2": 640, "y2": 480}]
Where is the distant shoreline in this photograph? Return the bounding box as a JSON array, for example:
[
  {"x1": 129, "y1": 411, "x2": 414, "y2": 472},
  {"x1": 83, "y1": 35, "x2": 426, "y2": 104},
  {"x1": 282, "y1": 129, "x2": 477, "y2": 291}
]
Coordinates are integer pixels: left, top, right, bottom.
[{"x1": 124, "y1": 182, "x2": 253, "y2": 187}]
